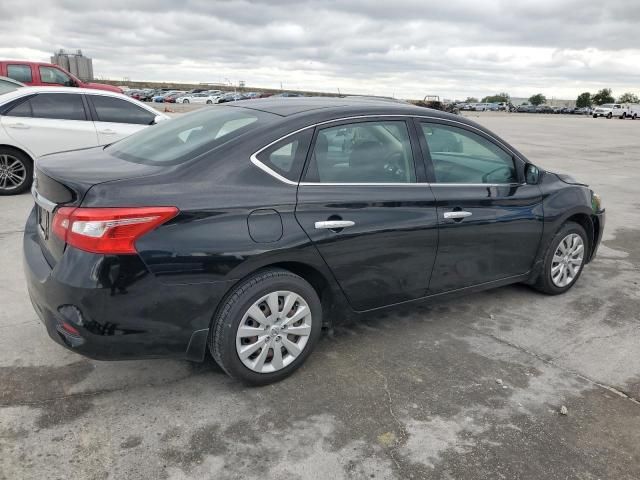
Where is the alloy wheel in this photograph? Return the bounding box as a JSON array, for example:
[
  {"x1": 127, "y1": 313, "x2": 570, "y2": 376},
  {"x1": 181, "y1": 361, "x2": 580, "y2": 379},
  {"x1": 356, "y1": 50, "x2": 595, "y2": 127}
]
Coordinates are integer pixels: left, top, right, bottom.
[
  {"x1": 551, "y1": 233, "x2": 584, "y2": 288},
  {"x1": 0, "y1": 154, "x2": 27, "y2": 191},
  {"x1": 236, "y1": 291, "x2": 312, "y2": 373}
]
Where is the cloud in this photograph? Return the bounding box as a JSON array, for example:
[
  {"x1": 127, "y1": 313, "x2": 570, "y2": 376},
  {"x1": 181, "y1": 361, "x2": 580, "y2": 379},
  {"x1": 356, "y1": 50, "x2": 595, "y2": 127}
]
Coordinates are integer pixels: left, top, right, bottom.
[{"x1": 1, "y1": 0, "x2": 639, "y2": 100}]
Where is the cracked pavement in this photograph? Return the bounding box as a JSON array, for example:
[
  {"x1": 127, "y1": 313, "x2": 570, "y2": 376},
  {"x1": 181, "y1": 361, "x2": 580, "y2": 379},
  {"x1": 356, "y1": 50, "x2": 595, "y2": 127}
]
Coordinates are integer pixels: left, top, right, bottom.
[{"x1": 1, "y1": 113, "x2": 639, "y2": 479}]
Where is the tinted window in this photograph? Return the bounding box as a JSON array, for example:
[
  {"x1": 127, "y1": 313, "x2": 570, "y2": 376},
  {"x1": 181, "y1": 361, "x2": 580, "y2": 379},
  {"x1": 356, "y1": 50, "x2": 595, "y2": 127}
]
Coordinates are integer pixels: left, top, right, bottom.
[
  {"x1": 108, "y1": 106, "x2": 275, "y2": 166},
  {"x1": 39, "y1": 66, "x2": 72, "y2": 85},
  {"x1": 7, "y1": 64, "x2": 32, "y2": 83},
  {"x1": 420, "y1": 123, "x2": 517, "y2": 184},
  {"x1": 256, "y1": 130, "x2": 313, "y2": 182},
  {"x1": 90, "y1": 95, "x2": 155, "y2": 125},
  {"x1": 304, "y1": 121, "x2": 416, "y2": 184},
  {"x1": 6, "y1": 93, "x2": 86, "y2": 120},
  {"x1": 5, "y1": 98, "x2": 33, "y2": 117}
]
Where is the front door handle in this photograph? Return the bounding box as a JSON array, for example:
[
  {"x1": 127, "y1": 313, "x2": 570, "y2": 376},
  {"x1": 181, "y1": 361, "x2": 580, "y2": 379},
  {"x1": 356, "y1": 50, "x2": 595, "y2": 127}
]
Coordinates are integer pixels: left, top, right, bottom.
[
  {"x1": 444, "y1": 211, "x2": 472, "y2": 220},
  {"x1": 98, "y1": 129, "x2": 117, "y2": 135},
  {"x1": 314, "y1": 220, "x2": 355, "y2": 230},
  {"x1": 6, "y1": 122, "x2": 30, "y2": 129}
]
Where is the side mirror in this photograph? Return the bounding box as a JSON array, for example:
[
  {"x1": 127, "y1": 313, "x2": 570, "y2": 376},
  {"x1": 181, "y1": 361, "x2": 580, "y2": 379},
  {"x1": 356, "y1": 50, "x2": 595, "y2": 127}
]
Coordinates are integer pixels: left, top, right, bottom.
[
  {"x1": 525, "y1": 164, "x2": 541, "y2": 184},
  {"x1": 152, "y1": 115, "x2": 167, "y2": 125}
]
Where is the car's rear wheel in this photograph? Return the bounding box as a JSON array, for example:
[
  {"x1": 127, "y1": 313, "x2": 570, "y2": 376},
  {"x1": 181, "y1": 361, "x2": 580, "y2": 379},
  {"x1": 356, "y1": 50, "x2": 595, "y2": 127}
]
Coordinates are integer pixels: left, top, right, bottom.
[
  {"x1": 0, "y1": 148, "x2": 32, "y2": 196},
  {"x1": 183, "y1": 99, "x2": 189, "y2": 104},
  {"x1": 533, "y1": 222, "x2": 588, "y2": 295},
  {"x1": 209, "y1": 269, "x2": 322, "y2": 385},
  {"x1": 621, "y1": 113, "x2": 626, "y2": 119},
  {"x1": 607, "y1": 112, "x2": 612, "y2": 119}
]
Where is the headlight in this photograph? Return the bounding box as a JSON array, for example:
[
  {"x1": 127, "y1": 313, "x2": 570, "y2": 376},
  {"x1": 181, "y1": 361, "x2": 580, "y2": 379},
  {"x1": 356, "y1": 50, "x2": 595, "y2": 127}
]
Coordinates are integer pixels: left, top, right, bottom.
[{"x1": 591, "y1": 192, "x2": 603, "y2": 212}]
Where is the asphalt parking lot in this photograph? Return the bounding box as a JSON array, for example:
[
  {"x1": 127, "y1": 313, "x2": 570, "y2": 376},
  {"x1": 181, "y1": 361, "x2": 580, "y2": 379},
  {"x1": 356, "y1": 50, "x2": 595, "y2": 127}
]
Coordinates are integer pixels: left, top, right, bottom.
[{"x1": 1, "y1": 112, "x2": 639, "y2": 480}]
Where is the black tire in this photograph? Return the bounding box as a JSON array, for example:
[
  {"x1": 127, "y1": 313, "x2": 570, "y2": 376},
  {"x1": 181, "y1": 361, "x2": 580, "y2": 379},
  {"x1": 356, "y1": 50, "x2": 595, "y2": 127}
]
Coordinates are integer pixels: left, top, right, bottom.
[
  {"x1": 620, "y1": 113, "x2": 626, "y2": 119},
  {"x1": 206, "y1": 100, "x2": 212, "y2": 104},
  {"x1": 533, "y1": 222, "x2": 589, "y2": 295},
  {"x1": 592, "y1": 114, "x2": 598, "y2": 118},
  {"x1": 607, "y1": 112, "x2": 612, "y2": 119},
  {"x1": 0, "y1": 147, "x2": 33, "y2": 196},
  {"x1": 183, "y1": 99, "x2": 189, "y2": 104},
  {"x1": 209, "y1": 269, "x2": 322, "y2": 385}
]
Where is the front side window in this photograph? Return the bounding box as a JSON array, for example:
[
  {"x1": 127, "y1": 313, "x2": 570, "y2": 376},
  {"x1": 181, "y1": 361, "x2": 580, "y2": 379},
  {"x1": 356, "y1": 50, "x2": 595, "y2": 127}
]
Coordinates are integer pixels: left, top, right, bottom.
[
  {"x1": 9, "y1": 93, "x2": 86, "y2": 121},
  {"x1": 39, "y1": 66, "x2": 72, "y2": 85},
  {"x1": 89, "y1": 95, "x2": 155, "y2": 125},
  {"x1": 108, "y1": 106, "x2": 274, "y2": 166},
  {"x1": 7, "y1": 64, "x2": 33, "y2": 83},
  {"x1": 420, "y1": 123, "x2": 517, "y2": 184},
  {"x1": 256, "y1": 130, "x2": 313, "y2": 182},
  {"x1": 304, "y1": 120, "x2": 416, "y2": 184}
]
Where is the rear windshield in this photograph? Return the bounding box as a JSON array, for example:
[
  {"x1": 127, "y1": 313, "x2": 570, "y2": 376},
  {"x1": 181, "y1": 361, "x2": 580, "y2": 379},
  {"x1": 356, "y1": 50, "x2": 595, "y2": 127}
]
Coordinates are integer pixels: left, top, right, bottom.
[{"x1": 107, "y1": 106, "x2": 276, "y2": 166}]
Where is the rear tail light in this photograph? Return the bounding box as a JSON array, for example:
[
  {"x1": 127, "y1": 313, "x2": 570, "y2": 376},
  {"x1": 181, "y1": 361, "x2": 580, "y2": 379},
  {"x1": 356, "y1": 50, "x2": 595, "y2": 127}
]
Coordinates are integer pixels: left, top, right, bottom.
[{"x1": 52, "y1": 206, "x2": 178, "y2": 254}]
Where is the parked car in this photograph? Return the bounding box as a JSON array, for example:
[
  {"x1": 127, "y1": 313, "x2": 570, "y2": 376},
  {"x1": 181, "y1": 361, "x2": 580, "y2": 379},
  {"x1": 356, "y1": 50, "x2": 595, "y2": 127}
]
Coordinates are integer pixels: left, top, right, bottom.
[
  {"x1": 163, "y1": 91, "x2": 188, "y2": 104},
  {"x1": 574, "y1": 107, "x2": 592, "y2": 115},
  {"x1": 216, "y1": 92, "x2": 245, "y2": 103},
  {"x1": 24, "y1": 97, "x2": 605, "y2": 384},
  {"x1": 0, "y1": 75, "x2": 25, "y2": 94},
  {"x1": 516, "y1": 105, "x2": 535, "y2": 113},
  {"x1": 175, "y1": 92, "x2": 220, "y2": 104},
  {"x1": 0, "y1": 60, "x2": 121, "y2": 93},
  {"x1": 0, "y1": 86, "x2": 169, "y2": 194},
  {"x1": 625, "y1": 104, "x2": 640, "y2": 119},
  {"x1": 592, "y1": 103, "x2": 629, "y2": 119},
  {"x1": 535, "y1": 105, "x2": 553, "y2": 114}
]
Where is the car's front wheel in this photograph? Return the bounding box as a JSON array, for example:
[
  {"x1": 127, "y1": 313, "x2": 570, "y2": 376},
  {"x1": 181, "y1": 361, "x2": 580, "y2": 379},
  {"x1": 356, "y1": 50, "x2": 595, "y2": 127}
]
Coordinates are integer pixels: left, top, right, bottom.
[
  {"x1": 209, "y1": 269, "x2": 322, "y2": 385},
  {"x1": 533, "y1": 222, "x2": 588, "y2": 295},
  {"x1": 183, "y1": 99, "x2": 189, "y2": 104},
  {"x1": 0, "y1": 147, "x2": 32, "y2": 195}
]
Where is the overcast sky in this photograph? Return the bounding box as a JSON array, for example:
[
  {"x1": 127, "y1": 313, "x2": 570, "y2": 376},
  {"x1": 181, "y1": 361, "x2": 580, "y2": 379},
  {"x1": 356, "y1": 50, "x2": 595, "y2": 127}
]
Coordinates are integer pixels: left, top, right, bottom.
[{"x1": 1, "y1": 0, "x2": 639, "y2": 100}]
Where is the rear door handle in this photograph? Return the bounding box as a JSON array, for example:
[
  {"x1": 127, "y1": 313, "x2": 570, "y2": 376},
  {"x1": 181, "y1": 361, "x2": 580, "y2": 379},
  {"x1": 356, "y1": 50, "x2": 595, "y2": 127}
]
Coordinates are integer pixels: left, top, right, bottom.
[
  {"x1": 98, "y1": 129, "x2": 117, "y2": 135},
  {"x1": 314, "y1": 220, "x2": 355, "y2": 230},
  {"x1": 443, "y1": 211, "x2": 472, "y2": 219},
  {"x1": 6, "y1": 122, "x2": 30, "y2": 129}
]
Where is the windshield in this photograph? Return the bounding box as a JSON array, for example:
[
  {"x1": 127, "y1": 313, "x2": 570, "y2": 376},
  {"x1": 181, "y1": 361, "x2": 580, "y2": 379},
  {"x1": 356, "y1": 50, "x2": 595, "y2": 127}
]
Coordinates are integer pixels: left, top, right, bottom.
[{"x1": 107, "y1": 106, "x2": 276, "y2": 166}]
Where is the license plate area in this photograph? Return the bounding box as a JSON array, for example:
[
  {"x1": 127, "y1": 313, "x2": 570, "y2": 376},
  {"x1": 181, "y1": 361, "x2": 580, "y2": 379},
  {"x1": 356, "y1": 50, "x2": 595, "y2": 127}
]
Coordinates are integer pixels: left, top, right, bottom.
[{"x1": 37, "y1": 206, "x2": 50, "y2": 239}]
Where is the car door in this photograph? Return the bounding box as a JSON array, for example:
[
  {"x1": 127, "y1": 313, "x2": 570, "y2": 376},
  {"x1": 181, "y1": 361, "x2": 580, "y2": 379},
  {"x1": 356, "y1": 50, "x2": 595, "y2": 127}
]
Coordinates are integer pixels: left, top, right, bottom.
[
  {"x1": 86, "y1": 94, "x2": 157, "y2": 145},
  {"x1": 415, "y1": 119, "x2": 544, "y2": 293},
  {"x1": 0, "y1": 92, "x2": 98, "y2": 157},
  {"x1": 294, "y1": 118, "x2": 439, "y2": 311}
]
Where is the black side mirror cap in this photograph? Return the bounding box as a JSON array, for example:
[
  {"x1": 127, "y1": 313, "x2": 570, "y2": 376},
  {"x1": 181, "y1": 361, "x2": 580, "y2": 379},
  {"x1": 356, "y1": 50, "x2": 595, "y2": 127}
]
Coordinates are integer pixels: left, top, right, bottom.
[{"x1": 525, "y1": 164, "x2": 541, "y2": 184}]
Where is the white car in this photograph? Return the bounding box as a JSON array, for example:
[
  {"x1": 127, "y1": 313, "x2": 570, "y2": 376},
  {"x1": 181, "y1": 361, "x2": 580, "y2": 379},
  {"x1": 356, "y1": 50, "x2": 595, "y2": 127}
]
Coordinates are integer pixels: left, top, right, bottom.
[
  {"x1": 592, "y1": 103, "x2": 629, "y2": 119},
  {"x1": 175, "y1": 92, "x2": 220, "y2": 104},
  {"x1": 0, "y1": 86, "x2": 169, "y2": 195}
]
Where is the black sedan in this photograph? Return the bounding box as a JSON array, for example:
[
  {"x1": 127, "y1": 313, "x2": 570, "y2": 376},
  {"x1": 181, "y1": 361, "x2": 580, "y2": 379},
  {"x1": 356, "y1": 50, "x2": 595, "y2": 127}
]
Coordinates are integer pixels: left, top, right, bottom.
[{"x1": 24, "y1": 98, "x2": 605, "y2": 384}]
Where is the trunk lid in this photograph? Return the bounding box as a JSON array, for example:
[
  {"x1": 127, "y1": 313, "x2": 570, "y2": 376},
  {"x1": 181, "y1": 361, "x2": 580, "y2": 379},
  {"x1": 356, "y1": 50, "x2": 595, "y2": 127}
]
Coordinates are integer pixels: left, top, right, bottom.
[{"x1": 33, "y1": 146, "x2": 164, "y2": 266}]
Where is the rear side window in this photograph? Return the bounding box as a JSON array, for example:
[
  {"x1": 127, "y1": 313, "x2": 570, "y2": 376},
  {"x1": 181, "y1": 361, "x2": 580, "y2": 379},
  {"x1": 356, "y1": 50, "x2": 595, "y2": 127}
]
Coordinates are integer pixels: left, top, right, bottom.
[
  {"x1": 107, "y1": 106, "x2": 276, "y2": 166},
  {"x1": 7, "y1": 64, "x2": 32, "y2": 83},
  {"x1": 304, "y1": 120, "x2": 416, "y2": 184},
  {"x1": 5, "y1": 93, "x2": 86, "y2": 121},
  {"x1": 89, "y1": 95, "x2": 155, "y2": 125},
  {"x1": 255, "y1": 130, "x2": 313, "y2": 182}
]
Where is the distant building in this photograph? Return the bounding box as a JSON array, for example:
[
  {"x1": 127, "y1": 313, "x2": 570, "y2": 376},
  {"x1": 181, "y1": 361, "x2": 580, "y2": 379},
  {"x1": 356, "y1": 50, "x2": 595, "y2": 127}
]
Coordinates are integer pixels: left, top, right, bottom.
[{"x1": 51, "y1": 49, "x2": 94, "y2": 81}]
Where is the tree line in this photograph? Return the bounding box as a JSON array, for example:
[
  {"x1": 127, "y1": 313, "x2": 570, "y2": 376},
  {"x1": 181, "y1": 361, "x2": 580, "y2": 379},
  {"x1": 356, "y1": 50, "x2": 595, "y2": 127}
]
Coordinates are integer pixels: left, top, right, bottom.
[{"x1": 463, "y1": 90, "x2": 639, "y2": 108}]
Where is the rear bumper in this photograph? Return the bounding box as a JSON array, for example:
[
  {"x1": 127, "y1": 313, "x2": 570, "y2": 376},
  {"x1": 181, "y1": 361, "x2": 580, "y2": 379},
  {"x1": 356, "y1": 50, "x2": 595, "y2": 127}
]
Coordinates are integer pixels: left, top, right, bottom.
[{"x1": 23, "y1": 208, "x2": 232, "y2": 361}]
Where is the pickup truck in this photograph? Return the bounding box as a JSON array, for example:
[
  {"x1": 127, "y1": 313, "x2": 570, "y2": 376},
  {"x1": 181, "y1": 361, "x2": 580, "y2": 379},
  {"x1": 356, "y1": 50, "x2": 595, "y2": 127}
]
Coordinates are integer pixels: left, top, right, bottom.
[
  {"x1": 592, "y1": 103, "x2": 629, "y2": 119},
  {"x1": 0, "y1": 60, "x2": 121, "y2": 93}
]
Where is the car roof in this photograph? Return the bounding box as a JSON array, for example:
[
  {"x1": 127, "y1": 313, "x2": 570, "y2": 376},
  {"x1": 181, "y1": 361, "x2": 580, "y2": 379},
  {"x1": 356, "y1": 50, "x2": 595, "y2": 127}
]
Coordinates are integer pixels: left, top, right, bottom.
[
  {"x1": 226, "y1": 96, "x2": 455, "y2": 119},
  {"x1": 0, "y1": 85, "x2": 130, "y2": 100}
]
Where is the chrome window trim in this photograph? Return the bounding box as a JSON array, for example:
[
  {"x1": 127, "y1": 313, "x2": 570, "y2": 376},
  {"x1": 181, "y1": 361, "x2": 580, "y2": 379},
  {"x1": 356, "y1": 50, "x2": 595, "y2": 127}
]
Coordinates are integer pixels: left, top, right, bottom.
[{"x1": 249, "y1": 114, "x2": 525, "y2": 187}]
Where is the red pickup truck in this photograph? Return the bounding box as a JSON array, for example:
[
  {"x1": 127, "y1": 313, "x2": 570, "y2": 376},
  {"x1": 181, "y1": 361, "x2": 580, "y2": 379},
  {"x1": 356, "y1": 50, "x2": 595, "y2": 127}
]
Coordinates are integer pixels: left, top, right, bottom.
[{"x1": 0, "y1": 60, "x2": 121, "y2": 93}]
